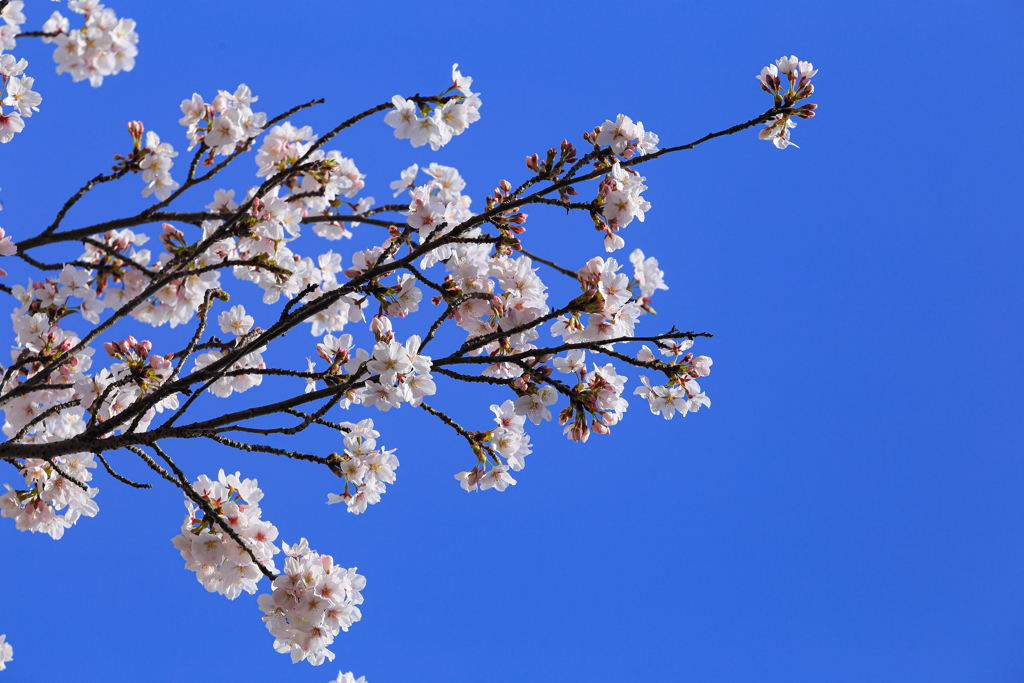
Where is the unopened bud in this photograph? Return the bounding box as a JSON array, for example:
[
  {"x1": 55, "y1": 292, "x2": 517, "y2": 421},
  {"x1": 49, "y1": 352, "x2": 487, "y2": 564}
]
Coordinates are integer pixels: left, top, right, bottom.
[
  {"x1": 369, "y1": 313, "x2": 393, "y2": 343},
  {"x1": 499, "y1": 179, "x2": 512, "y2": 194}
]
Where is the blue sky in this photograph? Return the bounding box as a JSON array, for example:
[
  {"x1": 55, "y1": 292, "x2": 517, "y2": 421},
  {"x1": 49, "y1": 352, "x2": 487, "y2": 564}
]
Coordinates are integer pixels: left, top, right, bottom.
[{"x1": 1, "y1": 1, "x2": 1022, "y2": 681}]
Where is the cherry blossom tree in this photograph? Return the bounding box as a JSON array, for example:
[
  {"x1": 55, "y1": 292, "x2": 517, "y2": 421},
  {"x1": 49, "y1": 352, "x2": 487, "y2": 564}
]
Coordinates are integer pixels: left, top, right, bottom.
[{"x1": 0, "y1": 1, "x2": 818, "y2": 677}]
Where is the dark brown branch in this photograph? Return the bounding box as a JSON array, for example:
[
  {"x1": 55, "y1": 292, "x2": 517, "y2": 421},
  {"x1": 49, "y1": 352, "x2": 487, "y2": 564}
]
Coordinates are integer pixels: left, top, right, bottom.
[
  {"x1": 203, "y1": 434, "x2": 330, "y2": 465},
  {"x1": 301, "y1": 215, "x2": 398, "y2": 229},
  {"x1": 419, "y1": 292, "x2": 494, "y2": 352},
  {"x1": 95, "y1": 452, "x2": 152, "y2": 489},
  {"x1": 516, "y1": 247, "x2": 577, "y2": 278},
  {"x1": 38, "y1": 166, "x2": 135, "y2": 238},
  {"x1": 419, "y1": 401, "x2": 477, "y2": 441},
  {"x1": 436, "y1": 330, "x2": 713, "y2": 367},
  {"x1": 455, "y1": 303, "x2": 578, "y2": 356}
]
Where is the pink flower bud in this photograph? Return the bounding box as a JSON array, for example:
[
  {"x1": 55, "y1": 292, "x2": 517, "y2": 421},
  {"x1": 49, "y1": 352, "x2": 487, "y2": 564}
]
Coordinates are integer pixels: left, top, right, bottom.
[
  {"x1": 137, "y1": 340, "x2": 152, "y2": 358},
  {"x1": 692, "y1": 355, "x2": 713, "y2": 377},
  {"x1": 369, "y1": 314, "x2": 393, "y2": 343},
  {"x1": 103, "y1": 341, "x2": 119, "y2": 357}
]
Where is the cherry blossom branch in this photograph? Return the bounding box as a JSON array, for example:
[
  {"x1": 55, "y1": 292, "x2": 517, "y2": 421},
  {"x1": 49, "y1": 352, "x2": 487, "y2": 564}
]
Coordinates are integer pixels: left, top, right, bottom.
[
  {"x1": 95, "y1": 452, "x2": 152, "y2": 489},
  {"x1": 46, "y1": 459, "x2": 90, "y2": 492},
  {"x1": 419, "y1": 293, "x2": 494, "y2": 351},
  {"x1": 16, "y1": 212, "x2": 220, "y2": 251},
  {"x1": 280, "y1": 408, "x2": 351, "y2": 434},
  {"x1": 38, "y1": 166, "x2": 138, "y2": 238},
  {"x1": 202, "y1": 434, "x2": 331, "y2": 465},
  {"x1": 149, "y1": 443, "x2": 277, "y2": 580},
  {"x1": 435, "y1": 329, "x2": 713, "y2": 367},
  {"x1": 139, "y1": 98, "x2": 326, "y2": 216},
  {"x1": 10, "y1": 399, "x2": 81, "y2": 443},
  {"x1": 515, "y1": 246, "x2": 577, "y2": 278}
]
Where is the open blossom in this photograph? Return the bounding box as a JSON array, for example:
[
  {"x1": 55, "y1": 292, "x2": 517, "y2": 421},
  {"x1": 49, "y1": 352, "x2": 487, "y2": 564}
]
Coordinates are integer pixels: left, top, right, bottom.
[
  {"x1": 218, "y1": 305, "x2": 255, "y2": 337},
  {"x1": 0, "y1": 634, "x2": 10, "y2": 671},
  {"x1": 0, "y1": 108, "x2": 24, "y2": 143},
  {"x1": 514, "y1": 385, "x2": 559, "y2": 424},
  {"x1": 2, "y1": 76, "x2": 41, "y2": 117},
  {"x1": 331, "y1": 673, "x2": 367, "y2": 683}
]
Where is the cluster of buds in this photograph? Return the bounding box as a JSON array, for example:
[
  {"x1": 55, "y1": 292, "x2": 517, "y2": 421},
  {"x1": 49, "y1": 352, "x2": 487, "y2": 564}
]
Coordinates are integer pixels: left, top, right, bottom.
[
  {"x1": 102, "y1": 335, "x2": 153, "y2": 364},
  {"x1": 485, "y1": 179, "x2": 526, "y2": 255},
  {"x1": 756, "y1": 55, "x2": 818, "y2": 149},
  {"x1": 158, "y1": 222, "x2": 188, "y2": 253},
  {"x1": 526, "y1": 138, "x2": 579, "y2": 201}
]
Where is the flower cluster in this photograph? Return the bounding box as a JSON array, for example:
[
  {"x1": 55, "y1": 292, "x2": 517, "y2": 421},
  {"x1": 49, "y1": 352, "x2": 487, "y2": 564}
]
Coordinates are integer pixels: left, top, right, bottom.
[
  {"x1": 194, "y1": 304, "x2": 267, "y2": 398},
  {"x1": 49, "y1": 1, "x2": 137, "y2": 87},
  {"x1": 384, "y1": 64, "x2": 482, "y2": 150},
  {"x1": 633, "y1": 340, "x2": 712, "y2": 419},
  {"x1": 406, "y1": 164, "x2": 474, "y2": 268},
  {"x1": 180, "y1": 84, "x2": 267, "y2": 157},
  {"x1": 0, "y1": 634, "x2": 11, "y2": 671},
  {"x1": 596, "y1": 162, "x2": 652, "y2": 251},
  {"x1": 756, "y1": 55, "x2": 818, "y2": 149},
  {"x1": 139, "y1": 129, "x2": 179, "y2": 201},
  {"x1": 258, "y1": 538, "x2": 365, "y2": 666},
  {"x1": 0, "y1": 1, "x2": 39, "y2": 143},
  {"x1": 454, "y1": 399, "x2": 533, "y2": 492},
  {"x1": 325, "y1": 418, "x2": 399, "y2": 514},
  {"x1": 89, "y1": 334, "x2": 179, "y2": 429},
  {"x1": 551, "y1": 353, "x2": 629, "y2": 442},
  {"x1": 592, "y1": 113, "x2": 659, "y2": 159},
  {"x1": 346, "y1": 335, "x2": 435, "y2": 412},
  {"x1": 1, "y1": 453, "x2": 99, "y2": 539},
  {"x1": 170, "y1": 469, "x2": 280, "y2": 600},
  {"x1": 551, "y1": 251, "x2": 658, "y2": 345}
]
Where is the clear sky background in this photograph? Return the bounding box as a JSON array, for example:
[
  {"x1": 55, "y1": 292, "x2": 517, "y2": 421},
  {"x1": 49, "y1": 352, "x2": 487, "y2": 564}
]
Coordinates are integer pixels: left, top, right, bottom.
[{"x1": 1, "y1": 1, "x2": 1022, "y2": 681}]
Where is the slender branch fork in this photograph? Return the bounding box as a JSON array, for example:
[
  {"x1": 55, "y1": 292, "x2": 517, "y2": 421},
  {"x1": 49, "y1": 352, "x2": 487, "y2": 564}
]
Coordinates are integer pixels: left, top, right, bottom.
[{"x1": 0, "y1": 91, "x2": 777, "y2": 571}]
